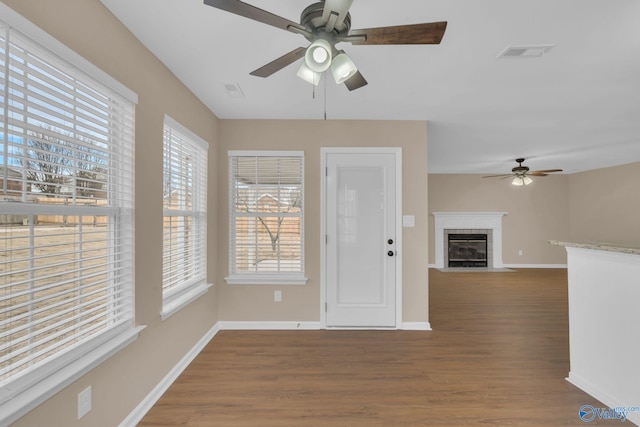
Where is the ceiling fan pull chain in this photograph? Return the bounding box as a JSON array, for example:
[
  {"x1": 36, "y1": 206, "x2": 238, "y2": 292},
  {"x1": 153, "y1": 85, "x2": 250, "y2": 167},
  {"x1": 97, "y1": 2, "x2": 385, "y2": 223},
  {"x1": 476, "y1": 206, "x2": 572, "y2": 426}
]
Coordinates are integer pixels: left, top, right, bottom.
[{"x1": 324, "y1": 74, "x2": 327, "y2": 121}]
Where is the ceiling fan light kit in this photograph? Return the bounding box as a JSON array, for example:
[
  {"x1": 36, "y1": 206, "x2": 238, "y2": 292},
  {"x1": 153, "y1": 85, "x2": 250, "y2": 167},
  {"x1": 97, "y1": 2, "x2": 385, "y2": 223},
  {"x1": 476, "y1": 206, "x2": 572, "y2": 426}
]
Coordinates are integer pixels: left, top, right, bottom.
[
  {"x1": 512, "y1": 176, "x2": 533, "y2": 186},
  {"x1": 297, "y1": 62, "x2": 322, "y2": 86},
  {"x1": 330, "y1": 51, "x2": 358, "y2": 84},
  {"x1": 203, "y1": 0, "x2": 447, "y2": 91},
  {"x1": 305, "y1": 38, "x2": 333, "y2": 72}
]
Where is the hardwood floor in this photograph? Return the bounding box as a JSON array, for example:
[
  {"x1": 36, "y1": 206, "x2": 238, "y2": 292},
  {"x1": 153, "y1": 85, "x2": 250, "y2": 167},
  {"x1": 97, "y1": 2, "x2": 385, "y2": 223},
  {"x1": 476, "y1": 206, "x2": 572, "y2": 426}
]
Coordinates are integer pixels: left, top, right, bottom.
[{"x1": 139, "y1": 269, "x2": 607, "y2": 426}]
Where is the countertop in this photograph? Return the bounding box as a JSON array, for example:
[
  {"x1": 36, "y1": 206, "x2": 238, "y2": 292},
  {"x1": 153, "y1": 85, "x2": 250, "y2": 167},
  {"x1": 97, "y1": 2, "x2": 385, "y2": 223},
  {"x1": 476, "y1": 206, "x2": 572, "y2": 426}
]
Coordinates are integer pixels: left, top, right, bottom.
[{"x1": 549, "y1": 240, "x2": 640, "y2": 255}]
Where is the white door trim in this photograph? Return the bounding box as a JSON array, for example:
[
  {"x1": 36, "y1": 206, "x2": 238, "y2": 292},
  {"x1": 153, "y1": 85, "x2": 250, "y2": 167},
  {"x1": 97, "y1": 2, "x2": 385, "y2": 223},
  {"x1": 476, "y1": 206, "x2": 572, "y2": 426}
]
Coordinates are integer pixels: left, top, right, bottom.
[{"x1": 320, "y1": 147, "x2": 403, "y2": 329}]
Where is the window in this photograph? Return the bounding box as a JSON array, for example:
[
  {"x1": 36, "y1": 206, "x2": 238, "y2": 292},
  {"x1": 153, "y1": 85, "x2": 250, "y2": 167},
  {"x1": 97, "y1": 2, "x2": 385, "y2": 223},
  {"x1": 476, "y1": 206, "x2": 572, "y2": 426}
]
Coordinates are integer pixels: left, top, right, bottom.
[
  {"x1": 0, "y1": 8, "x2": 139, "y2": 424},
  {"x1": 227, "y1": 151, "x2": 306, "y2": 285},
  {"x1": 162, "y1": 116, "x2": 209, "y2": 318}
]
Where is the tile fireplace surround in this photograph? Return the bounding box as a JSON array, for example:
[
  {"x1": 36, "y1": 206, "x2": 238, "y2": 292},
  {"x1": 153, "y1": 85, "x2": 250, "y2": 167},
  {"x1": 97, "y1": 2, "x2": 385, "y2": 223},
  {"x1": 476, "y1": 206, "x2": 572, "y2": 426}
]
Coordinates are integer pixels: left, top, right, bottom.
[{"x1": 433, "y1": 212, "x2": 507, "y2": 269}]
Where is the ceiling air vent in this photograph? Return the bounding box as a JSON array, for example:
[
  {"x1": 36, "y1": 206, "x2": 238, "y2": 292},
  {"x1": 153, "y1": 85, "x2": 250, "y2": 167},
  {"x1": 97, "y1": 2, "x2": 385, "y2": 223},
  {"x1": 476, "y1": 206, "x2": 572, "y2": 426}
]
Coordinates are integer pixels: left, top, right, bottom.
[
  {"x1": 224, "y1": 83, "x2": 245, "y2": 98},
  {"x1": 498, "y1": 45, "x2": 555, "y2": 58}
]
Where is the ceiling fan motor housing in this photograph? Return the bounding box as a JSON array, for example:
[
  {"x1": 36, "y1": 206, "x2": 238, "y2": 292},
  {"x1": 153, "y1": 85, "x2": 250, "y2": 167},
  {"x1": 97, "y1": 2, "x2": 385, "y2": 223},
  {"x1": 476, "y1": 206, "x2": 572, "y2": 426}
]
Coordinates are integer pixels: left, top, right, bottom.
[
  {"x1": 300, "y1": 2, "x2": 351, "y2": 43},
  {"x1": 512, "y1": 166, "x2": 529, "y2": 174},
  {"x1": 512, "y1": 158, "x2": 529, "y2": 174}
]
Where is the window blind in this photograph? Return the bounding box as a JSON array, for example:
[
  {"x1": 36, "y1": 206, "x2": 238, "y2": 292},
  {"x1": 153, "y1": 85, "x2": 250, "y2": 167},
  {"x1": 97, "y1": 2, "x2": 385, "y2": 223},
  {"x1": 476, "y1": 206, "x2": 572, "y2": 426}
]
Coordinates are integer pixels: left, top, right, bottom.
[
  {"x1": 0, "y1": 21, "x2": 134, "y2": 400},
  {"x1": 162, "y1": 117, "x2": 207, "y2": 312},
  {"x1": 228, "y1": 152, "x2": 304, "y2": 279}
]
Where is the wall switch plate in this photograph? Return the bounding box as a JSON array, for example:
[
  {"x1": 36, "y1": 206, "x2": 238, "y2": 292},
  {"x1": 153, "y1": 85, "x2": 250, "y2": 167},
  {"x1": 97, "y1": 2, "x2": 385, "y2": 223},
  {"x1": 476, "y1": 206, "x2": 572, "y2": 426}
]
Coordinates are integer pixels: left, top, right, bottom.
[
  {"x1": 518, "y1": 250, "x2": 523, "y2": 256},
  {"x1": 78, "y1": 386, "x2": 92, "y2": 420},
  {"x1": 402, "y1": 215, "x2": 415, "y2": 228},
  {"x1": 274, "y1": 290, "x2": 282, "y2": 302}
]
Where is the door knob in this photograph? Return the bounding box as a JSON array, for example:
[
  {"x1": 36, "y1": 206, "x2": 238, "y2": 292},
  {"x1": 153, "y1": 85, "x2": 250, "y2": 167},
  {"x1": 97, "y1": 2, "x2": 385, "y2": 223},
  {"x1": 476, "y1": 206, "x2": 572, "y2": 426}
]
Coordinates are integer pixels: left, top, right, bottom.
[{"x1": 388, "y1": 251, "x2": 395, "y2": 257}]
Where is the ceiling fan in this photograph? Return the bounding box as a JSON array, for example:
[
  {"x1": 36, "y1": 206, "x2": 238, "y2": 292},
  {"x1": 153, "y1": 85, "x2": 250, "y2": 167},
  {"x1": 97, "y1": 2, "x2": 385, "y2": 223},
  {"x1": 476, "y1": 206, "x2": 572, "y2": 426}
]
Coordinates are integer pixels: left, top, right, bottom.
[
  {"x1": 482, "y1": 158, "x2": 563, "y2": 186},
  {"x1": 203, "y1": 0, "x2": 447, "y2": 91}
]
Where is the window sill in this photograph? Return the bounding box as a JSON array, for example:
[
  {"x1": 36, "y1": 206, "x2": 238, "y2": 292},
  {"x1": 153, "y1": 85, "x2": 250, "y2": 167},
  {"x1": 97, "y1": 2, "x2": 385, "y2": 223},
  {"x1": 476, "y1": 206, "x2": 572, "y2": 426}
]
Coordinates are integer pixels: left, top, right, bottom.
[
  {"x1": 0, "y1": 325, "x2": 145, "y2": 427},
  {"x1": 161, "y1": 282, "x2": 212, "y2": 320},
  {"x1": 225, "y1": 275, "x2": 308, "y2": 285}
]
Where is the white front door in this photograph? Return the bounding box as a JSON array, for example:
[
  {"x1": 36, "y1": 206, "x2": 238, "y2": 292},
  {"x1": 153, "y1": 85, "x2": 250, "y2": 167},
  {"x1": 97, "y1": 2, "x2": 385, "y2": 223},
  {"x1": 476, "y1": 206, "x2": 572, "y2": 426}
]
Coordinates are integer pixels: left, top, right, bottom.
[{"x1": 323, "y1": 149, "x2": 400, "y2": 328}]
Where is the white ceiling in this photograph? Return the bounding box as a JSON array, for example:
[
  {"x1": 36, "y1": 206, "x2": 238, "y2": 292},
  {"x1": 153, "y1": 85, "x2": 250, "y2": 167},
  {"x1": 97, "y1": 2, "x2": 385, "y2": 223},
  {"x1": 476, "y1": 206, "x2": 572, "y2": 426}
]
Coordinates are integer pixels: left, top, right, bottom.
[{"x1": 100, "y1": 0, "x2": 640, "y2": 174}]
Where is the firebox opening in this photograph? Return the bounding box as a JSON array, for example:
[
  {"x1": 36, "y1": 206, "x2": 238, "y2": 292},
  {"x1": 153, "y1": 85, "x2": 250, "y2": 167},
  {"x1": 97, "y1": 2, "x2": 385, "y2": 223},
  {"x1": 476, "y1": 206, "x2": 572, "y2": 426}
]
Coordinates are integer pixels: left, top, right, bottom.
[{"x1": 448, "y1": 233, "x2": 488, "y2": 268}]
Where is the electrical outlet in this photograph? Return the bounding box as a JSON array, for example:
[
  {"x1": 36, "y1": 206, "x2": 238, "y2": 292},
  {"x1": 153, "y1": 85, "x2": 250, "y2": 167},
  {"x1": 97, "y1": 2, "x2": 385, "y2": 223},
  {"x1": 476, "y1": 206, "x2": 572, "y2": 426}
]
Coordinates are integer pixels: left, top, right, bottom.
[
  {"x1": 78, "y1": 386, "x2": 92, "y2": 420},
  {"x1": 518, "y1": 249, "x2": 523, "y2": 256},
  {"x1": 274, "y1": 290, "x2": 282, "y2": 302}
]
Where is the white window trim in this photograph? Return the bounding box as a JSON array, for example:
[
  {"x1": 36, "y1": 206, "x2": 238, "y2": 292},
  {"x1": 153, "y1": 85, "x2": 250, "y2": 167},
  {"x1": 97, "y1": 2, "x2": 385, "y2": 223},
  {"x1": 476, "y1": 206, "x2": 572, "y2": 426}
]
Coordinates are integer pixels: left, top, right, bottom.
[
  {"x1": 226, "y1": 151, "x2": 307, "y2": 285},
  {"x1": 0, "y1": 3, "x2": 137, "y2": 104},
  {"x1": 0, "y1": 5, "x2": 140, "y2": 425},
  {"x1": 225, "y1": 275, "x2": 308, "y2": 286},
  {"x1": 161, "y1": 115, "x2": 210, "y2": 318},
  {"x1": 163, "y1": 115, "x2": 208, "y2": 151},
  {"x1": 161, "y1": 283, "x2": 212, "y2": 320}
]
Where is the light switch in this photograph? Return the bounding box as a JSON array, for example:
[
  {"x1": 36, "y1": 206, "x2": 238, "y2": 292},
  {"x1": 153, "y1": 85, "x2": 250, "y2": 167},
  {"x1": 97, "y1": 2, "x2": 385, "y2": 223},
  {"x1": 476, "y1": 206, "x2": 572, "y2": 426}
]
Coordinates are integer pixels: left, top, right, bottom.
[{"x1": 402, "y1": 215, "x2": 415, "y2": 228}]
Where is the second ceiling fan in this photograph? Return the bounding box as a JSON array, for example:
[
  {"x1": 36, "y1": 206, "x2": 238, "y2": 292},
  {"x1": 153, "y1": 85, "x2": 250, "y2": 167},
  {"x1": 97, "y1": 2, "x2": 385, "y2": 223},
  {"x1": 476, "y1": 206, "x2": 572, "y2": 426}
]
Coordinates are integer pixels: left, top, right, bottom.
[
  {"x1": 483, "y1": 158, "x2": 563, "y2": 186},
  {"x1": 203, "y1": 0, "x2": 447, "y2": 91}
]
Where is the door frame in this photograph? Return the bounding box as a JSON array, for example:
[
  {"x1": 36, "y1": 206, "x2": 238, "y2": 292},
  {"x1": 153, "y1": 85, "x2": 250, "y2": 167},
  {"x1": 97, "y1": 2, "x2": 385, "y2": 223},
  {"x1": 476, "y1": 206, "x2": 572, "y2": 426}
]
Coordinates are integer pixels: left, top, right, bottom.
[{"x1": 320, "y1": 147, "x2": 403, "y2": 329}]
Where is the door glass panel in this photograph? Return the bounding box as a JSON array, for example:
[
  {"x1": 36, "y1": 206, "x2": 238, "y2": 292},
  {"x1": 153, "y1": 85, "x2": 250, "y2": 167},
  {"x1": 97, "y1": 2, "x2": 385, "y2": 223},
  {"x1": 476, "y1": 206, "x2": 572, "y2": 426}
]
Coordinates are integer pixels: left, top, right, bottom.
[{"x1": 336, "y1": 166, "x2": 384, "y2": 304}]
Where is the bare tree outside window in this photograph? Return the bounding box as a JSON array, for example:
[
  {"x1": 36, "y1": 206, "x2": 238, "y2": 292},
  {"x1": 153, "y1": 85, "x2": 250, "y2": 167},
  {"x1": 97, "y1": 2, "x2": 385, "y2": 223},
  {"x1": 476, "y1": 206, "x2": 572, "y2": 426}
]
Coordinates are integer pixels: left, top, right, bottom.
[
  {"x1": 24, "y1": 131, "x2": 73, "y2": 196},
  {"x1": 255, "y1": 188, "x2": 301, "y2": 252},
  {"x1": 21, "y1": 126, "x2": 108, "y2": 199}
]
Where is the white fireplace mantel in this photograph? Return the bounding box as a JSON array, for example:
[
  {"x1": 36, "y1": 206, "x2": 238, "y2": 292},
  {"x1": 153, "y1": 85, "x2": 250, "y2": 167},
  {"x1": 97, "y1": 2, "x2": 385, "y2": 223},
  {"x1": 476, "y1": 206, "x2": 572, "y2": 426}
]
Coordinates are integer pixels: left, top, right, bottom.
[{"x1": 433, "y1": 212, "x2": 507, "y2": 268}]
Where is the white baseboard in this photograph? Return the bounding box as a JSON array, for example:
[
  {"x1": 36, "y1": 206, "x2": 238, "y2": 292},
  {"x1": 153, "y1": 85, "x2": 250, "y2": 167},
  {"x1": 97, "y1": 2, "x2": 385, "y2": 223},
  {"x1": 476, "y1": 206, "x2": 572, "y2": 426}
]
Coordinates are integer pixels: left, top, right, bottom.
[
  {"x1": 402, "y1": 322, "x2": 432, "y2": 331},
  {"x1": 118, "y1": 323, "x2": 221, "y2": 427},
  {"x1": 429, "y1": 264, "x2": 567, "y2": 269},
  {"x1": 218, "y1": 321, "x2": 323, "y2": 330},
  {"x1": 503, "y1": 264, "x2": 568, "y2": 269},
  {"x1": 219, "y1": 321, "x2": 430, "y2": 331},
  {"x1": 567, "y1": 372, "x2": 640, "y2": 426}
]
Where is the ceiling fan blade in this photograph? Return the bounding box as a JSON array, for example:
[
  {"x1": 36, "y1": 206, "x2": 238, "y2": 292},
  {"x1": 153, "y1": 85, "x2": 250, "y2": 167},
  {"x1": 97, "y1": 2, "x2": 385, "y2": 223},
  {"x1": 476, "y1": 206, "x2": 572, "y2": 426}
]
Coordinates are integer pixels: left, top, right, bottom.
[
  {"x1": 349, "y1": 22, "x2": 448, "y2": 45},
  {"x1": 344, "y1": 70, "x2": 368, "y2": 91},
  {"x1": 203, "y1": 0, "x2": 307, "y2": 34},
  {"x1": 250, "y1": 47, "x2": 306, "y2": 78},
  {"x1": 482, "y1": 174, "x2": 513, "y2": 178},
  {"x1": 530, "y1": 169, "x2": 563, "y2": 174},
  {"x1": 322, "y1": 0, "x2": 354, "y2": 32},
  {"x1": 528, "y1": 172, "x2": 549, "y2": 177}
]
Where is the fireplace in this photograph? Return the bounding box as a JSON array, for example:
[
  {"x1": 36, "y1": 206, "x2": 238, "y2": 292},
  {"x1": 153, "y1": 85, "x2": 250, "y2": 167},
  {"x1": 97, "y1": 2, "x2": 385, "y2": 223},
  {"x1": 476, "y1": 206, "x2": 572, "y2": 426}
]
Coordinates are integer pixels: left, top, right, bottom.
[
  {"x1": 448, "y1": 234, "x2": 488, "y2": 267},
  {"x1": 433, "y1": 212, "x2": 507, "y2": 269}
]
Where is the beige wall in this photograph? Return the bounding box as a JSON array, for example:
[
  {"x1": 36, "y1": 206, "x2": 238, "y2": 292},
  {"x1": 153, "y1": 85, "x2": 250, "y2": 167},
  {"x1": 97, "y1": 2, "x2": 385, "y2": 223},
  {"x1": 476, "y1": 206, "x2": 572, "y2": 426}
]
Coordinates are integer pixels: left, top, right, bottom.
[
  {"x1": 4, "y1": 1, "x2": 219, "y2": 426},
  {"x1": 218, "y1": 120, "x2": 429, "y2": 324},
  {"x1": 428, "y1": 174, "x2": 571, "y2": 265},
  {"x1": 569, "y1": 161, "x2": 640, "y2": 243}
]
